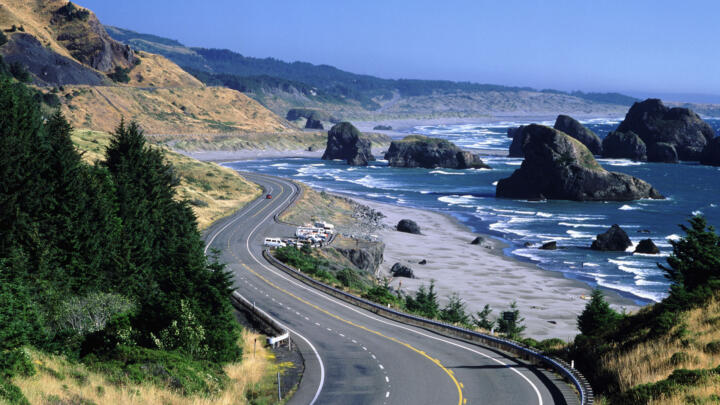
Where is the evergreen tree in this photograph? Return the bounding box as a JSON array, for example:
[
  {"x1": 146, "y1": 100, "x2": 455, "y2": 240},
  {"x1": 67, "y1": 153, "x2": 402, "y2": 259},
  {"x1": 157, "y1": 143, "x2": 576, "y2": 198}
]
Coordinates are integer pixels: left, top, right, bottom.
[
  {"x1": 497, "y1": 301, "x2": 526, "y2": 340},
  {"x1": 102, "y1": 120, "x2": 239, "y2": 361},
  {"x1": 439, "y1": 293, "x2": 470, "y2": 326},
  {"x1": 661, "y1": 215, "x2": 720, "y2": 297},
  {"x1": 577, "y1": 288, "x2": 621, "y2": 337},
  {"x1": 472, "y1": 304, "x2": 495, "y2": 331},
  {"x1": 405, "y1": 280, "x2": 440, "y2": 319}
]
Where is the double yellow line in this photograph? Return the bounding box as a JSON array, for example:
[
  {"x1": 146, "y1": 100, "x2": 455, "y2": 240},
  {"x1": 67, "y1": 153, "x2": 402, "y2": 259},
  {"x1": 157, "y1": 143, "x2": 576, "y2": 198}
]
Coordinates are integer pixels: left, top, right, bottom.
[{"x1": 229, "y1": 177, "x2": 465, "y2": 405}]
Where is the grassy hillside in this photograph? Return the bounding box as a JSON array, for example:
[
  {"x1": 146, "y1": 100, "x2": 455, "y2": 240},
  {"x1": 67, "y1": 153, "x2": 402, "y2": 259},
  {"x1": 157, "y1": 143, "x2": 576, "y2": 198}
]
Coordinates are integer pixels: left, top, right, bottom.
[
  {"x1": 567, "y1": 216, "x2": 720, "y2": 404},
  {"x1": 72, "y1": 129, "x2": 260, "y2": 229},
  {"x1": 12, "y1": 330, "x2": 283, "y2": 405}
]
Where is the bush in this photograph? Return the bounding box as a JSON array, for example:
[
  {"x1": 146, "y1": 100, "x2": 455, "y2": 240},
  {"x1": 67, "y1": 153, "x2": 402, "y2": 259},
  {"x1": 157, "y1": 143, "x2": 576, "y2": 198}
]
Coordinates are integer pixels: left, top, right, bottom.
[
  {"x1": 362, "y1": 280, "x2": 400, "y2": 307},
  {"x1": 336, "y1": 268, "x2": 362, "y2": 290},
  {"x1": 9, "y1": 62, "x2": 30, "y2": 82},
  {"x1": 405, "y1": 281, "x2": 439, "y2": 319},
  {"x1": 439, "y1": 293, "x2": 471, "y2": 326},
  {"x1": 55, "y1": 2, "x2": 90, "y2": 21},
  {"x1": 577, "y1": 288, "x2": 621, "y2": 337},
  {"x1": 0, "y1": 378, "x2": 28, "y2": 405},
  {"x1": 0, "y1": 32, "x2": 7, "y2": 47},
  {"x1": 704, "y1": 340, "x2": 720, "y2": 354},
  {"x1": 107, "y1": 66, "x2": 131, "y2": 83},
  {"x1": 53, "y1": 292, "x2": 135, "y2": 337},
  {"x1": 497, "y1": 301, "x2": 526, "y2": 340},
  {"x1": 472, "y1": 304, "x2": 495, "y2": 330}
]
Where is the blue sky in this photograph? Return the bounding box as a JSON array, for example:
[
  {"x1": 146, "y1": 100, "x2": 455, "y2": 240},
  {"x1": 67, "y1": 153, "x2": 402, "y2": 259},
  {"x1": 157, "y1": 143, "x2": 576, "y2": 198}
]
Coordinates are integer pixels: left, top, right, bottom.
[{"x1": 78, "y1": 0, "x2": 720, "y2": 102}]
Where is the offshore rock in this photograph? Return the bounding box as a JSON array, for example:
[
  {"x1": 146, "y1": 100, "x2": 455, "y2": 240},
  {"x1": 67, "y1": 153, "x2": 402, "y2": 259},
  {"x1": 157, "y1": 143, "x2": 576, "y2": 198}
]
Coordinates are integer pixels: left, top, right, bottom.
[
  {"x1": 384, "y1": 135, "x2": 490, "y2": 169},
  {"x1": 397, "y1": 219, "x2": 421, "y2": 234},
  {"x1": 496, "y1": 125, "x2": 663, "y2": 201},
  {"x1": 591, "y1": 225, "x2": 632, "y2": 251},
  {"x1": 322, "y1": 122, "x2": 375, "y2": 166},
  {"x1": 390, "y1": 263, "x2": 414, "y2": 278},
  {"x1": 647, "y1": 142, "x2": 679, "y2": 163},
  {"x1": 700, "y1": 137, "x2": 720, "y2": 166},
  {"x1": 616, "y1": 99, "x2": 714, "y2": 161},
  {"x1": 553, "y1": 115, "x2": 603, "y2": 155},
  {"x1": 635, "y1": 239, "x2": 660, "y2": 254},
  {"x1": 602, "y1": 131, "x2": 647, "y2": 161},
  {"x1": 508, "y1": 125, "x2": 530, "y2": 157}
]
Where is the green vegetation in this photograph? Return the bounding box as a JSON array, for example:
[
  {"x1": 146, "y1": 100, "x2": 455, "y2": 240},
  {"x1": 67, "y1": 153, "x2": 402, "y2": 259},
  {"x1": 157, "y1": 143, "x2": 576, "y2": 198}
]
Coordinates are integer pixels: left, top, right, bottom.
[
  {"x1": 107, "y1": 66, "x2": 131, "y2": 83},
  {"x1": 0, "y1": 75, "x2": 246, "y2": 403},
  {"x1": 496, "y1": 301, "x2": 526, "y2": 340},
  {"x1": 567, "y1": 215, "x2": 720, "y2": 404},
  {"x1": 55, "y1": 2, "x2": 91, "y2": 22}
]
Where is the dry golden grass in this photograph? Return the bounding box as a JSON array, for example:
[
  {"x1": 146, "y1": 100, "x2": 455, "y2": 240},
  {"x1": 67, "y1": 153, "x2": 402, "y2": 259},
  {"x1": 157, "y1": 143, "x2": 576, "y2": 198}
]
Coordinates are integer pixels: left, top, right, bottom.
[
  {"x1": 600, "y1": 296, "x2": 720, "y2": 398},
  {"x1": 12, "y1": 330, "x2": 274, "y2": 405},
  {"x1": 61, "y1": 85, "x2": 291, "y2": 134},
  {"x1": 127, "y1": 51, "x2": 203, "y2": 88},
  {"x1": 648, "y1": 383, "x2": 720, "y2": 405},
  {"x1": 71, "y1": 129, "x2": 261, "y2": 229},
  {"x1": 279, "y1": 183, "x2": 356, "y2": 229}
]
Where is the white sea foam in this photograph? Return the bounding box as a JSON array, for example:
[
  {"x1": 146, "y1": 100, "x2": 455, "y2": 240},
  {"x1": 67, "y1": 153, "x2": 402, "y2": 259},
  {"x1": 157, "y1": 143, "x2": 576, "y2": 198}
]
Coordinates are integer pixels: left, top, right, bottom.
[
  {"x1": 535, "y1": 212, "x2": 553, "y2": 218},
  {"x1": 619, "y1": 204, "x2": 639, "y2": 211},
  {"x1": 596, "y1": 279, "x2": 666, "y2": 302},
  {"x1": 558, "y1": 222, "x2": 608, "y2": 228},
  {"x1": 692, "y1": 210, "x2": 703, "y2": 216},
  {"x1": 666, "y1": 234, "x2": 682, "y2": 241},
  {"x1": 566, "y1": 230, "x2": 594, "y2": 239},
  {"x1": 492, "y1": 208, "x2": 536, "y2": 215},
  {"x1": 582, "y1": 263, "x2": 600, "y2": 267},
  {"x1": 270, "y1": 163, "x2": 288, "y2": 167},
  {"x1": 598, "y1": 159, "x2": 645, "y2": 167},
  {"x1": 438, "y1": 195, "x2": 477, "y2": 205},
  {"x1": 492, "y1": 181, "x2": 498, "y2": 186},
  {"x1": 429, "y1": 170, "x2": 465, "y2": 175}
]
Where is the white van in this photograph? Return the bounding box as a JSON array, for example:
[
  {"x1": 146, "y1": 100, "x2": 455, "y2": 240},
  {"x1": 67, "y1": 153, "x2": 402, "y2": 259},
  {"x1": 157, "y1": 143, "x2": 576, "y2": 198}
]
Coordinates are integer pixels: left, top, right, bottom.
[{"x1": 263, "y1": 238, "x2": 286, "y2": 248}]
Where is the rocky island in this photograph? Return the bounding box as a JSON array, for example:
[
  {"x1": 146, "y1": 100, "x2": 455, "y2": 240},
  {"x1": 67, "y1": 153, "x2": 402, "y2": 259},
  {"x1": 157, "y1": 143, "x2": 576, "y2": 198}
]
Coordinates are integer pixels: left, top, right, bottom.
[
  {"x1": 553, "y1": 114, "x2": 603, "y2": 155},
  {"x1": 322, "y1": 122, "x2": 375, "y2": 166},
  {"x1": 496, "y1": 124, "x2": 664, "y2": 201},
  {"x1": 605, "y1": 98, "x2": 715, "y2": 162},
  {"x1": 384, "y1": 135, "x2": 490, "y2": 169}
]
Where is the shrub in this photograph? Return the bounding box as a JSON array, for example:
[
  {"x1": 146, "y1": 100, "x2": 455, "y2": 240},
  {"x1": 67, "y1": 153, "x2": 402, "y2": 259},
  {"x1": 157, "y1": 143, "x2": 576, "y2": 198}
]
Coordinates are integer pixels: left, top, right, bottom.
[
  {"x1": 577, "y1": 288, "x2": 621, "y2": 337},
  {"x1": 405, "y1": 281, "x2": 439, "y2": 319},
  {"x1": 0, "y1": 32, "x2": 7, "y2": 47},
  {"x1": 497, "y1": 301, "x2": 526, "y2": 340},
  {"x1": 472, "y1": 304, "x2": 495, "y2": 330},
  {"x1": 9, "y1": 62, "x2": 31, "y2": 82},
  {"x1": 151, "y1": 300, "x2": 208, "y2": 359},
  {"x1": 0, "y1": 378, "x2": 28, "y2": 405},
  {"x1": 439, "y1": 293, "x2": 471, "y2": 326},
  {"x1": 704, "y1": 340, "x2": 720, "y2": 354},
  {"x1": 336, "y1": 268, "x2": 362, "y2": 289},
  {"x1": 107, "y1": 66, "x2": 131, "y2": 83},
  {"x1": 53, "y1": 292, "x2": 135, "y2": 337}
]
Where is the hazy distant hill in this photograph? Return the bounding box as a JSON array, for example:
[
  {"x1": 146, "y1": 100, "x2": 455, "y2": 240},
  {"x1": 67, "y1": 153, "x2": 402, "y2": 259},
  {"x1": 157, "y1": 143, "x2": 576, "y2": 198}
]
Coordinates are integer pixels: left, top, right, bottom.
[{"x1": 106, "y1": 26, "x2": 640, "y2": 121}]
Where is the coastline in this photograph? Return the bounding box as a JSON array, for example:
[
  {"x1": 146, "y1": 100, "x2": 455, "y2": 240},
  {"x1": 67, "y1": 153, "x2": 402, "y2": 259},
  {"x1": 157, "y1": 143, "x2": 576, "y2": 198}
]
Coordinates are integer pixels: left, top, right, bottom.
[{"x1": 347, "y1": 195, "x2": 639, "y2": 340}]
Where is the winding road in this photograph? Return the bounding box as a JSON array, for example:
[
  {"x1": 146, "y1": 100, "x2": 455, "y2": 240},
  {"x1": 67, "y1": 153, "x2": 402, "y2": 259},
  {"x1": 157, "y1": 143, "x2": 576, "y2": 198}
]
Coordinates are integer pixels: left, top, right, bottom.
[{"x1": 204, "y1": 172, "x2": 576, "y2": 405}]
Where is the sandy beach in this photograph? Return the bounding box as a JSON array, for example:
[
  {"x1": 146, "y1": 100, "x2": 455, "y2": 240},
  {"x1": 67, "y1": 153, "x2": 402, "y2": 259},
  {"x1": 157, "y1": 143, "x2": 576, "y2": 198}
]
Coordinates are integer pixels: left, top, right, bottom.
[{"x1": 350, "y1": 196, "x2": 639, "y2": 341}]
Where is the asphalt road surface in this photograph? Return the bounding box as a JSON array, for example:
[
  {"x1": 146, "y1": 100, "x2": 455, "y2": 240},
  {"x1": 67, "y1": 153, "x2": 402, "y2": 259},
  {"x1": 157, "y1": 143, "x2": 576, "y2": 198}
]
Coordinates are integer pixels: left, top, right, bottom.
[{"x1": 204, "y1": 172, "x2": 576, "y2": 405}]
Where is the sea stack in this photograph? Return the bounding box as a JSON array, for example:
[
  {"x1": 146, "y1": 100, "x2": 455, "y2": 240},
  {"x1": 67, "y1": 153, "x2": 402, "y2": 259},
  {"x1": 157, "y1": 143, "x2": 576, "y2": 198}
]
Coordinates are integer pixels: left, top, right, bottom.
[
  {"x1": 609, "y1": 99, "x2": 714, "y2": 162},
  {"x1": 553, "y1": 115, "x2": 603, "y2": 155},
  {"x1": 384, "y1": 135, "x2": 490, "y2": 169},
  {"x1": 591, "y1": 225, "x2": 632, "y2": 251},
  {"x1": 496, "y1": 125, "x2": 664, "y2": 201},
  {"x1": 322, "y1": 122, "x2": 375, "y2": 166},
  {"x1": 700, "y1": 137, "x2": 720, "y2": 166}
]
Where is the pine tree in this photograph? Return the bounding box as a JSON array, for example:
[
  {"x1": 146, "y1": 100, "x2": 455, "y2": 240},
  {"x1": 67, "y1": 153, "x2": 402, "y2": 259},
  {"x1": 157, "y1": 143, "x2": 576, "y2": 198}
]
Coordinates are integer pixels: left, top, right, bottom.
[
  {"x1": 472, "y1": 304, "x2": 495, "y2": 331},
  {"x1": 439, "y1": 293, "x2": 470, "y2": 326},
  {"x1": 577, "y1": 288, "x2": 621, "y2": 337},
  {"x1": 497, "y1": 301, "x2": 526, "y2": 340},
  {"x1": 661, "y1": 215, "x2": 720, "y2": 295}
]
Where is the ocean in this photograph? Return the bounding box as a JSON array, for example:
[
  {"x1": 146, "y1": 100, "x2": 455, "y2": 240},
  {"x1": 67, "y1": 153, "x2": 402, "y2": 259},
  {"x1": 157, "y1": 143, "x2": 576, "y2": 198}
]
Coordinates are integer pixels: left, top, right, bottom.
[{"x1": 225, "y1": 117, "x2": 720, "y2": 305}]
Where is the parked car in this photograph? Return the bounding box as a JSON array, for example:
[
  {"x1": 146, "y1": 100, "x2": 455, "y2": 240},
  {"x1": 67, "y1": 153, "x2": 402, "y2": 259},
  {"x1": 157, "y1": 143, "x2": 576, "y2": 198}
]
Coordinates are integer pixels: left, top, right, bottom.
[
  {"x1": 263, "y1": 237, "x2": 286, "y2": 248},
  {"x1": 266, "y1": 194, "x2": 272, "y2": 199}
]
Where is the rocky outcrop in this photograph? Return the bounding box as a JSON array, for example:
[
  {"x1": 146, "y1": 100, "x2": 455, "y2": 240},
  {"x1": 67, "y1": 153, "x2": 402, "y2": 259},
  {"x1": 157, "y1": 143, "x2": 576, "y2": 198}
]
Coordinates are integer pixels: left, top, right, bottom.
[
  {"x1": 322, "y1": 122, "x2": 375, "y2": 166},
  {"x1": 591, "y1": 225, "x2": 632, "y2": 251},
  {"x1": 553, "y1": 115, "x2": 603, "y2": 155},
  {"x1": 700, "y1": 137, "x2": 720, "y2": 166},
  {"x1": 0, "y1": 33, "x2": 107, "y2": 85},
  {"x1": 390, "y1": 263, "x2": 414, "y2": 278},
  {"x1": 647, "y1": 142, "x2": 679, "y2": 163},
  {"x1": 602, "y1": 131, "x2": 647, "y2": 161},
  {"x1": 397, "y1": 219, "x2": 421, "y2": 234},
  {"x1": 496, "y1": 125, "x2": 663, "y2": 201},
  {"x1": 305, "y1": 116, "x2": 324, "y2": 130},
  {"x1": 331, "y1": 241, "x2": 385, "y2": 273},
  {"x1": 635, "y1": 239, "x2": 660, "y2": 254},
  {"x1": 385, "y1": 135, "x2": 490, "y2": 169},
  {"x1": 508, "y1": 125, "x2": 530, "y2": 157},
  {"x1": 615, "y1": 99, "x2": 715, "y2": 161},
  {"x1": 471, "y1": 236, "x2": 484, "y2": 245},
  {"x1": 286, "y1": 108, "x2": 336, "y2": 122},
  {"x1": 373, "y1": 125, "x2": 392, "y2": 130},
  {"x1": 540, "y1": 241, "x2": 558, "y2": 250}
]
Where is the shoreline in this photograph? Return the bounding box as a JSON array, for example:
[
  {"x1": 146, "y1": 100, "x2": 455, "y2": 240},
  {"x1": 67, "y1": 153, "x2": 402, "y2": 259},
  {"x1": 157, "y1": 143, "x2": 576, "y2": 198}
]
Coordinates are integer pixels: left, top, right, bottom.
[{"x1": 342, "y1": 195, "x2": 639, "y2": 340}]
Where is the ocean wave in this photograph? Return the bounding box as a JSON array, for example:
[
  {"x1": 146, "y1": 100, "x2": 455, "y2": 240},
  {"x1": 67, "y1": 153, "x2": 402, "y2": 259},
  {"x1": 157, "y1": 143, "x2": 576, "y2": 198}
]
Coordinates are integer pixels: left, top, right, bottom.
[
  {"x1": 492, "y1": 181, "x2": 498, "y2": 186},
  {"x1": 438, "y1": 195, "x2": 477, "y2": 205},
  {"x1": 492, "y1": 208, "x2": 536, "y2": 215},
  {"x1": 619, "y1": 204, "x2": 639, "y2": 211},
  {"x1": 692, "y1": 210, "x2": 703, "y2": 216},
  {"x1": 429, "y1": 170, "x2": 465, "y2": 175},
  {"x1": 558, "y1": 222, "x2": 608, "y2": 228},
  {"x1": 596, "y1": 279, "x2": 666, "y2": 302},
  {"x1": 566, "y1": 230, "x2": 595, "y2": 239},
  {"x1": 597, "y1": 159, "x2": 645, "y2": 167},
  {"x1": 666, "y1": 234, "x2": 682, "y2": 241},
  {"x1": 270, "y1": 163, "x2": 288, "y2": 167},
  {"x1": 582, "y1": 262, "x2": 600, "y2": 267}
]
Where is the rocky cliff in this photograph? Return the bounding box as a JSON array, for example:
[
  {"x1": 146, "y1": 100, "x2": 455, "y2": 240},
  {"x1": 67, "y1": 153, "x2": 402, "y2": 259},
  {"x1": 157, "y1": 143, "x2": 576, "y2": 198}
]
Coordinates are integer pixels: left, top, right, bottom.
[
  {"x1": 700, "y1": 137, "x2": 720, "y2": 166},
  {"x1": 496, "y1": 125, "x2": 663, "y2": 201},
  {"x1": 384, "y1": 135, "x2": 490, "y2": 169},
  {"x1": 553, "y1": 115, "x2": 603, "y2": 154},
  {"x1": 322, "y1": 122, "x2": 375, "y2": 166},
  {"x1": 602, "y1": 131, "x2": 647, "y2": 161},
  {"x1": 614, "y1": 99, "x2": 714, "y2": 161}
]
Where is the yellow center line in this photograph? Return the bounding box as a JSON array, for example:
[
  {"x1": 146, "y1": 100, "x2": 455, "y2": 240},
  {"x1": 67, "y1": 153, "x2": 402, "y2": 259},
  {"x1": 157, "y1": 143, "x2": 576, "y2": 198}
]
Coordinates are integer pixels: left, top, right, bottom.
[{"x1": 226, "y1": 178, "x2": 465, "y2": 405}]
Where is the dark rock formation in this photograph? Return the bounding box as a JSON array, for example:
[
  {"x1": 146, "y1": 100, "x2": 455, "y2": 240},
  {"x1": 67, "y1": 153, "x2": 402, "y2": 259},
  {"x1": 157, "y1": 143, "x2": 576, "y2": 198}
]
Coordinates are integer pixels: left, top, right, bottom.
[
  {"x1": 397, "y1": 219, "x2": 421, "y2": 234},
  {"x1": 331, "y1": 240, "x2": 384, "y2": 273},
  {"x1": 602, "y1": 131, "x2": 647, "y2": 161},
  {"x1": 471, "y1": 236, "x2": 484, "y2": 245},
  {"x1": 384, "y1": 135, "x2": 490, "y2": 169},
  {"x1": 496, "y1": 125, "x2": 664, "y2": 201},
  {"x1": 305, "y1": 116, "x2": 324, "y2": 130},
  {"x1": 287, "y1": 108, "x2": 333, "y2": 122},
  {"x1": 700, "y1": 137, "x2": 720, "y2": 166},
  {"x1": 635, "y1": 239, "x2": 660, "y2": 254},
  {"x1": 418, "y1": 259, "x2": 427, "y2": 265},
  {"x1": 540, "y1": 241, "x2": 557, "y2": 250},
  {"x1": 647, "y1": 142, "x2": 679, "y2": 163},
  {"x1": 553, "y1": 115, "x2": 603, "y2": 155},
  {"x1": 373, "y1": 125, "x2": 393, "y2": 130},
  {"x1": 322, "y1": 122, "x2": 375, "y2": 166},
  {"x1": 591, "y1": 225, "x2": 632, "y2": 251},
  {"x1": 615, "y1": 99, "x2": 715, "y2": 161},
  {"x1": 1, "y1": 33, "x2": 107, "y2": 85},
  {"x1": 508, "y1": 125, "x2": 530, "y2": 157},
  {"x1": 390, "y1": 263, "x2": 414, "y2": 278}
]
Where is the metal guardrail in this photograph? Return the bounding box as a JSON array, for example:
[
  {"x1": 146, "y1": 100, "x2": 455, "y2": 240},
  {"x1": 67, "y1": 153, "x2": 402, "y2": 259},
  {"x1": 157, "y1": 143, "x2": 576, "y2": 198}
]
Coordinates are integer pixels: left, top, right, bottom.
[
  {"x1": 264, "y1": 249, "x2": 593, "y2": 405},
  {"x1": 230, "y1": 291, "x2": 290, "y2": 348}
]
